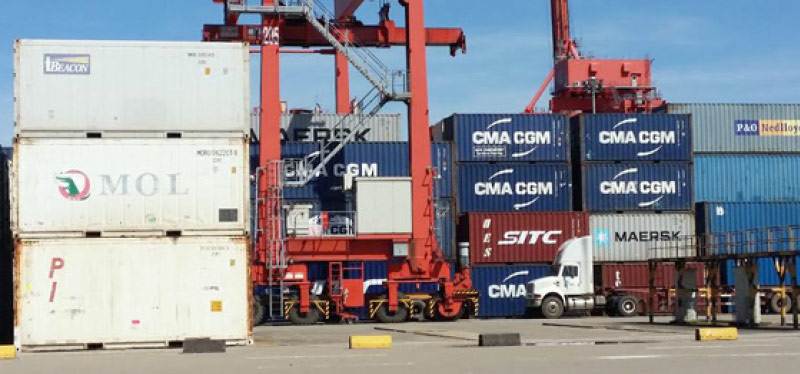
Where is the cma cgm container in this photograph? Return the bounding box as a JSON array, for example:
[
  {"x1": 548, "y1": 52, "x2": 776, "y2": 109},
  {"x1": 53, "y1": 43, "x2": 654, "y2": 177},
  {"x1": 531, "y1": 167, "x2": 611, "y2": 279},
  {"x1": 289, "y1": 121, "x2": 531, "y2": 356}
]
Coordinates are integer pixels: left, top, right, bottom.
[
  {"x1": 253, "y1": 113, "x2": 403, "y2": 142},
  {"x1": 694, "y1": 155, "x2": 800, "y2": 203},
  {"x1": 431, "y1": 142, "x2": 454, "y2": 198},
  {"x1": 667, "y1": 103, "x2": 800, "y2": 153},
  {"x1": 461, "y1": 212, "x2": 588, "y2": 264},
  {"x1": 13, "y1": 138, "x2": 249, "y2": 237},
  {"x1": 590, "y1": 212, "x2": 695, "y2": 262},
  {"x1": 435, "y1": 199, "x2": 456, "y2": 259},
  {"x1": 573, "y1": 114, "x2": 691, "y2": 161},
  {"x1": 457, "y1": 164, "x2": 572, "y2": 212},
  {"x1": 15, "y1": 236, "x2": 251, "y2": 349},
  {"x1": 434, "y1": 114, "x2": 568, "y2": 162},
  {"x1": 578, "y1": 163, "x2": 692, "y2": 212},
  {"x1": 696, "y1": 202, "x2": 800, "y2": 256},
  {"x1": 472, "y1": 265, "x2": 550, "y2": 318},
  {"x1": 14, "y1": 40, "x2": 249, "y2": 136}
]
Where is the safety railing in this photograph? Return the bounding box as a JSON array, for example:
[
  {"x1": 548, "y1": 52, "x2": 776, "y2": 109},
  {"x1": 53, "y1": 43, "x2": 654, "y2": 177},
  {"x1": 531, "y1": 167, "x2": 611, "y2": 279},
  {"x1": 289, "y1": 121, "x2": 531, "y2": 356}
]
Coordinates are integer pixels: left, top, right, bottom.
[{"x1": 649, "y1": 225, "x2": 800, "y2": 260}]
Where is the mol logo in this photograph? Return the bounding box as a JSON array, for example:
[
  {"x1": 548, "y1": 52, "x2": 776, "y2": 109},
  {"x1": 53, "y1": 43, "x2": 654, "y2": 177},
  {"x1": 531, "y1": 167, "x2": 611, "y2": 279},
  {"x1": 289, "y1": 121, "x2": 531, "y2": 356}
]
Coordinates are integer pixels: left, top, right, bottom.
[
  {"x1": 56, "y1": 170, "x2": 91, "y2": 201},
  {"x1": 599, "y1": 168, "x2": 677, "y2": 207},
  {"x1": 488, "y1": 271, "x2": 529, "y2": 299},
  {"x1": 598, "y1": 118, "x2": 676, "y2": 157},
  {"x1": 472, "y1": 118, "x2": 552, "y2": 158},
  {"x1": 44, "y1": 54, "x2": 90, "y2": 75},
  {"x1": 474, "y1": 169, "x2": 554, "y2": 210}
]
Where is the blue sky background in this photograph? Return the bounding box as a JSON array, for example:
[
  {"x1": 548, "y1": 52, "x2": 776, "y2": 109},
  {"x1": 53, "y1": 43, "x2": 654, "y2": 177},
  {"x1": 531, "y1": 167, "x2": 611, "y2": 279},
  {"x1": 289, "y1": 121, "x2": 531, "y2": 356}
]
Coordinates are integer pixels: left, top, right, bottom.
[{"x1": 1, "y1": 0, "x2": 799, "y2": 145}]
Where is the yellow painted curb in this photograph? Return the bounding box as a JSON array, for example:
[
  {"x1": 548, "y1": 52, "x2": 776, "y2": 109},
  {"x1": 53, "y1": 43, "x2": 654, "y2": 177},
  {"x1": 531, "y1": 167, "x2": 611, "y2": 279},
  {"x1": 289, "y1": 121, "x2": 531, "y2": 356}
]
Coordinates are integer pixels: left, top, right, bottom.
[
  {"x1": 0, "y1": 345, "x2": 16, "y2": 359},
  {"x1": 696, "y1": 327, "x2": 738, "y2": 341},
  {"x1": 349, "y1": 335, "x2": 392, "y2": 349}
]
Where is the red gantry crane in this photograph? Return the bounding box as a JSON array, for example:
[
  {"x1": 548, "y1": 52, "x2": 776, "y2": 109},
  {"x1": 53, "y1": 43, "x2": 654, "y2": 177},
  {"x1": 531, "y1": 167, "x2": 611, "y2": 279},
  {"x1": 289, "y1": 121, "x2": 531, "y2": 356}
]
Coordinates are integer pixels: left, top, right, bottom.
[
  {"x1": 204, "y1": 0, "x2": 476, "y2": 324},
  {"x1": 524, "y1": 0, "x2": 665, "y2": 114}
]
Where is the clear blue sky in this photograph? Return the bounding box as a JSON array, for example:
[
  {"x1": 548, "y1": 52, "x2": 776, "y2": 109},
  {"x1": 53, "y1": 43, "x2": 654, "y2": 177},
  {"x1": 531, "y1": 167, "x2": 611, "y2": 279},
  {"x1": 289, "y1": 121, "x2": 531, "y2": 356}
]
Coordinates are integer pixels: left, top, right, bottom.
[{"x1": 2, "y1": 0, "x2": 799, "y2": 145}]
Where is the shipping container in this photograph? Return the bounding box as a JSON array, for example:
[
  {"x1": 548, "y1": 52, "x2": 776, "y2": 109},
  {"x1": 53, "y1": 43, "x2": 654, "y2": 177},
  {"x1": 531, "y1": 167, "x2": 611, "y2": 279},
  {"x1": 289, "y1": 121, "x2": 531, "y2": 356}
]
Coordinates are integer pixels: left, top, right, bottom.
[
  {"x1": 599, "y1": 263, "x2": 706, "y2": 290},
  {"x1": 573, "y1": 114, "x2": 691, "y2": 161},
  {"x1": 15, "y1": 236, "x2": 251, "y2": 349},
  {"x1": 432, "y1": 142, "x2": 454, "y2": 198},
  {"x1": 666, "y1": 103, "x2": 800, "y2": 153},
  {"x1": 720, "y1": 257, "x2": 800, "y2": 287},
  {"x1": 694, "y1": 155, "x2": 800, "y2": 203},
  {"x1": 435, "y1": 199, "x2": 456, "y2": 259},
  {"x1": 590, "y1": 212, "x2": 695, "y2": 262},
  {"x1": 255, "y1": 114, "x2": 404, "y2": 142},
  {"x1": 472, "y1": 265, "x2": 551, "y2": 318},
  {"x1": 0, "y1": 150, "x2": 11, "y2": 345},
  {"x1": 696, "y1": 202, "x2": 800, "y2": 256},
  {"x1": 14, "y1": 40, "x2": 249, "y2": 136},
  {"x1": 457, "y1": 163, "x2": 572, "y2": 212},
  {"x1": 13, "y1": 138, "x2": 249, "y2": 237},
  {"x1": 577, "y1": 163, "x2": 692, "y2": 212},
  {"x1": 435, "y1": 114, "x2": 569, "y2": 163},
  {"x1": 461, "y1": 212, "x2": 588, "y2": 264}
]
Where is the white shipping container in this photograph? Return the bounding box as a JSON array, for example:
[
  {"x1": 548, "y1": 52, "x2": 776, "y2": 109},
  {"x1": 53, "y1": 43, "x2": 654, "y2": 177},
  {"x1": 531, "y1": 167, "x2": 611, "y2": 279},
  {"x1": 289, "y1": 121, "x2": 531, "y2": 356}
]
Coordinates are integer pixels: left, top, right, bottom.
[
  {"x1": 590, "y1": 212, "x2": 695, "y2": 262},
  {"x1": 251, "y1": 113, "x2": 405, "y2": 142},
  {"x1": 15, "y1": 236, "x2": 251, "y2": 349},
  {"x1": 13, "y1": 138, "x2": 248, "y2": 237},
  {"x1": 14, "y1": 40, "x2": 249, "y2": 135}
]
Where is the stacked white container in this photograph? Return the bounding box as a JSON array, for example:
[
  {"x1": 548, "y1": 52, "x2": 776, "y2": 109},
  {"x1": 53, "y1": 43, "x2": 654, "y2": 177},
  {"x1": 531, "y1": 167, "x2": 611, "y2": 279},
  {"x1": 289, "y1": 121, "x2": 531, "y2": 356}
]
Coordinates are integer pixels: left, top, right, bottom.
[{"x1": 11, "y1": 40, "x2": 252, "y2": 350}]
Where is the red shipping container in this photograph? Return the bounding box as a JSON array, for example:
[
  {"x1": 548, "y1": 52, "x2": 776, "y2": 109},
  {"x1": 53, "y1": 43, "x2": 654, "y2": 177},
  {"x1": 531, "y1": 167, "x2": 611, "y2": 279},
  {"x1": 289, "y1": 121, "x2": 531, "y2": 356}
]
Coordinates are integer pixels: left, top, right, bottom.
[
  {"x1": 599, "y1": 263, "x2": 707, "y2": 290},
  {"x1": 463, "y1": 212, "x2": 589, "y2": 264}
]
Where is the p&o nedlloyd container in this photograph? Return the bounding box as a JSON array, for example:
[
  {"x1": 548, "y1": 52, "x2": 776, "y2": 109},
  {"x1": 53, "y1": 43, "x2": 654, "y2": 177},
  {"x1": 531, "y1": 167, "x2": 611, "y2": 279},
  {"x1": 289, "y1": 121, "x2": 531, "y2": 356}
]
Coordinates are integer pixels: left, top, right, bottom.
[
  {"x1": 14, "y1": 40, "x2": 250, "y2": 137},
  {"x1": 572, "y1": 114, "x2": 692, "y2": 162},
  {"x1": 12, "y1": 138, "x2": 249, "y2": 237},
  {"x1": 15, "y1": 236, "x2": 252, "y2": 349}
]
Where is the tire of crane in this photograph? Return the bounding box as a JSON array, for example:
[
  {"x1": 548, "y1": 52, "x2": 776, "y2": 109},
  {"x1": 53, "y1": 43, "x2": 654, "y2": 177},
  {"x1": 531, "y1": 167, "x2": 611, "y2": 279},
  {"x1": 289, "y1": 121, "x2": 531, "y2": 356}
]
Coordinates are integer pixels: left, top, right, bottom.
[
  {"x1": 770, "y1": 293, "x2": 793, "y2": 314},
  {"x1": 374, "y1": 303, "x2": 409, "y2": 324},
  {"x1": 252, "y1": 296, "x2": 266, "y2": 326},
  {"x1": 287, "y1": 296, "x2": 321, "y2": 325},
  {"x1": 410, "y1": 300, "x2": 427, "y2": 322},
  {"x1": 616, "y1": 296, "x2": 638, "y2": 317}
]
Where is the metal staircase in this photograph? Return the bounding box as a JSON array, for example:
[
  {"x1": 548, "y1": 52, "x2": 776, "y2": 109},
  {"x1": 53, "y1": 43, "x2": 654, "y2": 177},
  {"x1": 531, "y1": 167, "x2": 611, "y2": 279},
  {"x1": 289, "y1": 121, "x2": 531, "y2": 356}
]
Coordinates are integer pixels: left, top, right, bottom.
[{"x1": 255, "y1": 162, "x2": 288, "y2": 320}]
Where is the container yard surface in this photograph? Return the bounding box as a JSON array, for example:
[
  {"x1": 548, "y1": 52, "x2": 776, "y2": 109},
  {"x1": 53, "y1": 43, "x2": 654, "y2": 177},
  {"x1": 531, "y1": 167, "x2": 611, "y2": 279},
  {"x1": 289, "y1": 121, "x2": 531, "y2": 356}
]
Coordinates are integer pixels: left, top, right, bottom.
[{"x1": 4, "y1": 316, "x2": 800, "y2": 374}]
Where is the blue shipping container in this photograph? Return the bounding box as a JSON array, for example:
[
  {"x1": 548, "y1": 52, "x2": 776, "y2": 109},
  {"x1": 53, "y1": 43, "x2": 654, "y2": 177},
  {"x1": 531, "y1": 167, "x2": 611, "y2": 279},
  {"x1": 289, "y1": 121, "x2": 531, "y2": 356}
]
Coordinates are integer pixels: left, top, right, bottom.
[
  {"x1": 473, "y1": 265, "x2": 551, "y2": 318},
  {"x1": 457, "y1": 164, "x2": 572, "y2": 212},
  {"x1": 721, "y1": 257, "x2": 800, "y2": 287},
  {"x1": 575, "y1": 114, "x2": 692, "y2": 161},
  {"x1": 694, "y1": 155, "x2": 800, "y2": 203},
  {"x1": 438, "y1": 114, "x2": 569, "y2": 163},
  {"x1": 435, "y1": 199, "x2": 456, "y2": 259},
  {"x1": 432, "y1": 142, "x2": 454, "y2": 198},
  {"x1": 697, "y1": 202, "x2": 800, "y2": 256},
  {"x1": 580, "y1": 163, "x2": 693, "y2": 212}
]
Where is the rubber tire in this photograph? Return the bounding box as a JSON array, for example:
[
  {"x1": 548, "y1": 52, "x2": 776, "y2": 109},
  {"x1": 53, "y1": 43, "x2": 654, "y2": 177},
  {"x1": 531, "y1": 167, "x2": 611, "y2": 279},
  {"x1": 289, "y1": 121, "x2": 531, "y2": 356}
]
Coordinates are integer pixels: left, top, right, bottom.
[
  {"x1": 374, "y1": 303, "x2": 409, "y2": 324},
  {"x1": 540, "y1": 296, "x2": 564, "y2": 319},
  {"x1": 287, "y1": 297, "x2": 322, "y2": 326},
  {"x1": 770, "y1": 293, "x2": 793, "y2": 314},
  {"x1": 605, "y1": 298, "x2": 619, "y2": 317},
  {"x1": 616, "y1": 296, "x2": 638, "y2": 317},
  {"x1": 252, "y1": 296, "x2": 265, "y2": 326}
]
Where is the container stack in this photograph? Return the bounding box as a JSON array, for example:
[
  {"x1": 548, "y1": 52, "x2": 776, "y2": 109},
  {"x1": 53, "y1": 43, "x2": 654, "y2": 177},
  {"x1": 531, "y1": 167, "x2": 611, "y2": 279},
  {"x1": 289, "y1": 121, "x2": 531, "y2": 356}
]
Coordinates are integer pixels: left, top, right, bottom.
[
  {"x1": 11, "y1": 40, "x2": 252, "y2": 349},
  {"x1": 572, "y1": 114, "x2": 698, "y2": 297},
  {"x1": 435, "y1": 114, "x2": 580, "y2": 318},
  {"x1": 0, "y1": 149, "x2": 11, "y2": 345},
  {"x1": 669, "y1": 104, "x2": 800, "y2": 290}
]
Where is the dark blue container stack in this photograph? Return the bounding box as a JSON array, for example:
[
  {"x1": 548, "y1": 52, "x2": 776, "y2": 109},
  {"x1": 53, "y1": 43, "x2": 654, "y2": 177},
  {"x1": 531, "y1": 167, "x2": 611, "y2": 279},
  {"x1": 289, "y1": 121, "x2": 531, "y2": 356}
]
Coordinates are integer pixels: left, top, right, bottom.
[{"x1": 434, "y1": 113, "x2": 572, "y2": 318}]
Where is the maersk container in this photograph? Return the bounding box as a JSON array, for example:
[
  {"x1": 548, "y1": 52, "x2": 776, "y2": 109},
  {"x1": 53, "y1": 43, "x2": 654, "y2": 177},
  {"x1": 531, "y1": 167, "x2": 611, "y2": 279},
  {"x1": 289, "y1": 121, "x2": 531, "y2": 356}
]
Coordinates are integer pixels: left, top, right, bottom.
[
  {"x1": 15, "y1": 236, "x2": 251, "y2": 349},
  {"x1": 436, "y1": 114, "x2": 569, "y2": 163},
  {"x1": 457, "y1": 164, "x2": 572, "y2": 212},
  {"x1": 257, "y1": 114, "x2": 404, "y2": 142},
  {"x1": 578, "y1": 163, "x2": 692, "y2": 212},
  {"x1": 667, "y1": 103, "x2": 800, "y2": 153},
  {"x1": 696, "y1": 202, "x2": 800, "y2": 256},
  {"x1": 462, "y1": 212, "x2": 588, "y2": 264},
  {"x1": 472, "y1": 265, "x2": 550, "y2": 318},
  {"x1": 720, "y1": 257, "x2": 800, "y2": 287},
  {"x1": 14, "y1": 40, "x2": 249, "y2": 136},
  {"x1": 435, "y1": 199, "x2": 456, "y2": 259},
  {"x1": 432, "y1": 142, "x2": 454, "y2": 198},
  {"x1": 574, "y1": 114, "x2": 691, "y2": 161},
  {"x1": 13, "y1": 138, "x2": 249, "y2": 237},
  {"x1": 590, "y1": 212, "x2": 695, "y2": 262},
  {"x1": 694, "y1": 155, "x2": 800, "y2": 203}
]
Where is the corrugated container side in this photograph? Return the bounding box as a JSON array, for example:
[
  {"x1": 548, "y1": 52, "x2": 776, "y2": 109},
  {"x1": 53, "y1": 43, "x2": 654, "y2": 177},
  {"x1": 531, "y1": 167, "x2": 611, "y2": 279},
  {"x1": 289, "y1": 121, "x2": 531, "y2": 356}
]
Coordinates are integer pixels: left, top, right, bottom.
[
  {"x1": 694, "y1": 155, "x2": 800, "y2": 203},
  {"x1": 600, "y1": 263, "x2": 705, "y2": 289},
  {"x1": 457, "y1": 163, "x2": 572, "y2": 213},
  {"x1": 463, "y1": 212, "x2": 588, "y2": 264},
  {"x1": 16, "y1": 237, "x2": 251, "y2": 348},
  {"x1": 590, "y1": 212, "x2": 695, "y2": 262},
  {"x1": 720, "y1": 257, "x2": 800, "y2": 287},
  {"x1": 432, "y1": 142, "x2": 454, "y2": 198},
  {"x1": 697, "y1": 202, "x2": 800, "y2": 256},
  {"x1": 260, "y1": 114, "x2": 403, "y2": 142},
  {"x1": 667, "y1": 103, "x2": 800, "y2": 153},
  {"x1": 435, "y1": 199, "x2": 456, "y2": 260},
  {"x1": 13, "y1": 138, "x2": 249, "y2": 237},
  {"x1": 472, "y1": 265, "x2": 551, "y2": 318},
  {"x1": 578, "y1": 163, "x2": 693, "y2": 212},
  {"x1": 442, "y1": 114, "x2": 569, "y2": 162},
  {"x1": 575, "y1": 114, "x2": 692, "y2": 161},
  {"x1": 15, "y1": 40, "x2": 249, "y2": 135}
]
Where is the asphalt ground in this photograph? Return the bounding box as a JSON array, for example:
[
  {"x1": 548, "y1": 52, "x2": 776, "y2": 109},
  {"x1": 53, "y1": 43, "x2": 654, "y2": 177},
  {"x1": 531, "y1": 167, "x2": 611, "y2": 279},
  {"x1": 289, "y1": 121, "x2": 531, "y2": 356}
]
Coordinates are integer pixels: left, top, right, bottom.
[{"x1": 4, "y1": 315, "x2": 800, "y2": 374}]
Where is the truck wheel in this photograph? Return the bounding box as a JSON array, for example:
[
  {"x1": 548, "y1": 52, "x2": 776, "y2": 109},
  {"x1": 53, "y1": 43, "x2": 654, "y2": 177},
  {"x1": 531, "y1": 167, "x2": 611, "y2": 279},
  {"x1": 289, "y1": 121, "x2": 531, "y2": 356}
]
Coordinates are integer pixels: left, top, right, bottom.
[
  {"x1": 253, "y1": 296, "x2": 265, "y2": 325},
  {"x1": 616, "y1": 296, "x2": 638, "y2": 317},
  {"x1": 375, "y1": 303, "x2": 409, "y2": 323},
  {"x1": 287, "y1": 297, "x2": 321, "y2": 325},
  {"x1": 541, "y1": 296, "x2": 564, "y2": 319},
  {"x1": 770, "y1": 293, "x2": 793, "y2": 314},
  {"x1": 605, "y1": 298, "x2": 619, "y2": 317}
]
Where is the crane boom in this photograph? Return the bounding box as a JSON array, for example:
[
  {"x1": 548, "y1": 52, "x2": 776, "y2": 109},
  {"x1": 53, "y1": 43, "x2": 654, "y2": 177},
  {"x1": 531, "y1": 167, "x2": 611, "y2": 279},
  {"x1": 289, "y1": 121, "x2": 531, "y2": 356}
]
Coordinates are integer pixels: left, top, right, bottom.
[{"x1": 551, "y1": 0, "x2": 578, "y2": 62}]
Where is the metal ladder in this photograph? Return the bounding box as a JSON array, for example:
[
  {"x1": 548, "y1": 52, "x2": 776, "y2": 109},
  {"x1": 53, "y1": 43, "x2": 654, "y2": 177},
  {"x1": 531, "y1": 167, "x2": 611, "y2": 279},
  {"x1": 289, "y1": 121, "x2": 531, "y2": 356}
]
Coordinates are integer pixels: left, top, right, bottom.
[{"x1": 255, "y1": 161, "x2": 288, "y2": 320}]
